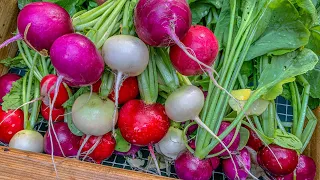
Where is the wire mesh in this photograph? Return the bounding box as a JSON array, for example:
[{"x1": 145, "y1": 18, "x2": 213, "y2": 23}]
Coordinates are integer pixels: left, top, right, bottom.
[{"x1": 0, "y1": 68, "x2": 294, "y2": 179}]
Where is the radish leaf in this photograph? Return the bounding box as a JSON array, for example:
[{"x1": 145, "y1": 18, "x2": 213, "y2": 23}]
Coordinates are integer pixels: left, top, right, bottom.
[{"x1": 273, "y1": 129, "x2": 302, "y2": 150}]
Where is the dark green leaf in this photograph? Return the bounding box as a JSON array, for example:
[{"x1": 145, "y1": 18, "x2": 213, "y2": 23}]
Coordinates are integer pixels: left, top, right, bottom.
[
  {"x1": 240, "y1": 61, "x2": 253, "y2": 77},
  {"x1": 18, "y1": 0, "x2": 41, "y2": 9},
  {"x1": 273, "y1": 129, "x2": 303, "y2": 150},
  {"x1": 239, "y1": 127, "x2": 250, "y2": 150},
  {"x1": 62, "y1": 86, "x2": 90, "y2": 109},
  {"x1": 66, "y1": 107, "x2": 84, "y2": 136},
  {"x1": 303, "y1": 60, "x2": 320, "y2": 98},
  {"x1": 214, "y1": 0, "x2": 231, "y2": 48},
  {"x1": 246, "y1": 0, "x2": 310, "y2": 60},
  {"x1": 190, "y1": 3, "x2": 212, "y2": 24},
  {"x1": 115, "y1": 129, "x2": 131, "y2": 152},
  {"x1": 0, "y1": 55, "x2": 27, "y2": 69},
  {"x1": 308, "y1": 96, "x2": 320, "y2": 109},
  {"x1": 281, "y1": 83, "x2": 292, "y2": 101},
  {"x1": 289, "y1": 0, "x2": 317, "y2": 28},
  {"x1": 43, "y1": 0, "x2": 79, "y2": 16},
  {"x1": 306, "y1": 25, "x2": 320, "y2": 55}
]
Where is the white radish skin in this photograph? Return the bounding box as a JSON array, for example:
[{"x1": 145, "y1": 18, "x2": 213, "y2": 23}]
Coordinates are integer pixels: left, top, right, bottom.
[
  {"x1": 9, "y1": 130, "x2": 43, "y2": 153},
  {"x1": 72, "y1": 93, "x2": 117, "y2": 136},
  {"x1": 155, "y1": 127, "x2": 186, "y2": 160},
  {"x1": 165, "y1": 85, "x2": 204, "y2": 122}
]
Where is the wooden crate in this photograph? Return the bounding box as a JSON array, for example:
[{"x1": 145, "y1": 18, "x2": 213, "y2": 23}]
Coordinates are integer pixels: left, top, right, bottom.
[
  {"x1": 0, "y1": 1, "x2": 168, "y2": 179},
  {"x1": 0, "y1": 1, "x2": 319, "y2": 180}
]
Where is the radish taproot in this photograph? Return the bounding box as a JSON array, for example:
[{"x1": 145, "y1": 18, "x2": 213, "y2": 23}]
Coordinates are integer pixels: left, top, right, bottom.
[
  {"x1": 72, "y1": 93, "x2": 116, "y2": 136},
  {"x1": 9, "y1": 129, "x2": 43, "y2": 153},
  {"x1": 174, "y1": 150, "x2": 213, "y2": 180},
  {"x1": 40, "y1": 102, "x2": 65, "y2": 122},
  {"x1": 79, "y1": 133, "x2": 116, "y2": 163},
  {"x1": 102, "y1": 35, "x2": 149, "y2": 135},
  {"x1": 258, "y1": 144, "x2": 299, "y2": 176},
  {"x1": 0, "y1": 106, "x2": 24, "y2": 144},
  {"x1": 0, "y1": 2, "x2": 73, "y2": 55},
  {"x1": 43, "y1": 122, "x2": 81, "y2": 157},
  {"x1": 0, "y1": 74, "x2": 21, "y2": 103}
]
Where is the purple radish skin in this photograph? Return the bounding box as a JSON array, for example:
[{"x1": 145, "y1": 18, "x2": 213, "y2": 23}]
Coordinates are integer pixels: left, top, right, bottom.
[{"x1": 0, "y1": 74, "x2": 21, "y2": 103}]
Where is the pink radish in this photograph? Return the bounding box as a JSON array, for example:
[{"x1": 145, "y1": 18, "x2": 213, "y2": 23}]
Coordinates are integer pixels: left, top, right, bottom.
[{"x1": 0, "y1": 2, "x2": 73, "y2": 55}]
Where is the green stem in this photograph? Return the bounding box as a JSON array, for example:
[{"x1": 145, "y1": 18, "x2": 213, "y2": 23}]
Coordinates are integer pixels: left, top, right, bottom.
[
  {"x1": 267, "y1": 102, "x2": 275, "y2": 137},
  {"x1": 238, "y1": 74, "x2": 246, "y2": 89},
  {"x1": 295, "y1": 75, "x2": 310, "y2": 139},
  {"x1": 121, "y1": 1, "x2": 130, "y2": 35},
  {"x1": 41, "y1": 56, "x2": 49, "y2": 76},
  {"x1": 300, "y1": 107, "x2": 317, "y2": 152},
  {"x1": 253, "y1": 116, "x2": 263, "y2": 132},
  {"x1": 290, "y1": 82, "x2": 299, "y2": 134},
  {"x1": 274, "y1": 101, "x2": 286, "y2": 132},
  {"x1": 294, "y1": 82, "x2": 302, "y2": 113},
  {"x1": 29, "y1": 81, "x2": 40, "y2": 129},
  {"x1": 22, "y1": 74, "x2": 28, "y2": 129}
]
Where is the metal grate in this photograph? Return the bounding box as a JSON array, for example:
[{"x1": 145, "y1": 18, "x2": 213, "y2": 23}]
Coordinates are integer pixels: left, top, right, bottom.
[{"x1": 1, "y1": 69, "x2": 294, "y2": 179}]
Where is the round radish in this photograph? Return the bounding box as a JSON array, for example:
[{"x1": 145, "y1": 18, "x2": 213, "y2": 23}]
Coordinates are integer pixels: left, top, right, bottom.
[
  {"x1": 209, "y1": 156, "x2": 220, "y2": 170},
  {"x1": 258, "y1": 144, "x2": 299, "y2": 176},
  {"x1": 9, "y1": 129, "x2": 43, "y2": 153},
  {"x1": 40, "y1": 102, "x2": 65, "y2": 122},
  {"x1": 0, "y1": 73, "x2": 21, "y2": 103},
  {"x1": 0, "y1": 106, "x2": 24, "y2": 144},
  {"x1": 50, "y1": 33, "x2": 104, "y2": 87},
  {"x1": 174, "y1": 150, "x2": 213, "y2": 180},
  {"x1": 108, "y1": 77, "x2": 139, "y2": 105},
  {"x1": 40, "y1": 74, "x2": 69, "y2": 108},
  {"x1": 118, "y1": 99, "x2": 170, "y2": 146},
  {"x1": 222, "y1": 148, "x2": 251, "y2": 180},
  {"x1": 210, "y1": 122, "x2": 240, "y2": 156},
  {"x1": 245, "y1": 126, "x2": 263, "y2": 152},
  {"x1": 72, "y1": 93, "x2": 116, "y2": 136},
  {"x1": 43, "y1": 122, "x2": 81, "y2": 157},
  {"x1": 80, "y1": 133, "x2": 116, "y2": 163},
  {"x1": 0, "y1": 2, "x2": 73, "y2": 55},
  {"x1": 169, "y1": 25, "x2": 219, "y2": 76}
]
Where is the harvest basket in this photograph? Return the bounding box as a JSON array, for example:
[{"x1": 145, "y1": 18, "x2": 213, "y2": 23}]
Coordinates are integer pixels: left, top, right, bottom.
[{"x1": 0, "y1": 1, "x2": 319, "y2": 180}]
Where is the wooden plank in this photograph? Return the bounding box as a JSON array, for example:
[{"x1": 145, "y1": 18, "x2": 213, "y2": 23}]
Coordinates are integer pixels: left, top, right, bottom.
[
  {"x1": 0, "y1": 147, "x2": 171, "y2": 180},
  {"x1": 0, "y1": 0, "x2": 19, "y2": 76}
]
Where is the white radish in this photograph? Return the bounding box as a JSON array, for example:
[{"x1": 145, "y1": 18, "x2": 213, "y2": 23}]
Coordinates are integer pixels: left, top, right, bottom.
[{"x1": 9, "y1": 130, "x2": 43, "y2": 153}]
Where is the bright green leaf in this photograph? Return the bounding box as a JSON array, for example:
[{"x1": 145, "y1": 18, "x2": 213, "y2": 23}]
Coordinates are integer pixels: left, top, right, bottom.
[
  {"x1": 262, "y1": 77, "x2": 296, "y2": 100},
  {"x1": 239, "y1": 127, "x2": 250, "y2": 150},
  {"x1": 304, "y1": 60, "x2": 320, "y2": 98},
  {"x1": 115, "y1": 129, "x2": 131, "y2": 152},
  {"x1": 273, "y1": 129, "x2": 303, "y2": 150},
  {"x1": 306, "y1": 25, "x2": 320, "y2": 55},
  {"x1": 289, "y1": 0, "x2": 317, "y2": 28}
]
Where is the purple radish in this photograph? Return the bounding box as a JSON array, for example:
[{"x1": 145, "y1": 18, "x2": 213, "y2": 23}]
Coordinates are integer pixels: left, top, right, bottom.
[
  {"x1": 175, "y1": 150, "x2": 213, "y2": 180},
  {"x1": 210, "y1": 121, "x2": 240, "y2": 156},
  {"x1": 0, "y1": 73, "x2": 21, "y2": 103},
  {"x1": 0, "y1": 2, "x2": 73, "y2": 55},
  {"x1": 222, "y1": 148, "x2": 251, "y2": 180},
  {"x1": 43, "y1": 122, "x2": 81, "y2": 157},
  {"x1": 50, "y1": 33, "x2": 104, "y2": 87},
  {"x1": 209, "y1": 156, "x2": 220, "y2": 170}
]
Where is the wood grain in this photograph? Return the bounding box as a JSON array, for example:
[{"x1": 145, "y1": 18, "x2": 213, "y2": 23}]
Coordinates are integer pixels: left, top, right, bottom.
[
  {"x1": 0, "y1": 0, "x2": 19, "y2": 76},
  {"x1": 0, "y1": 147, "x2": 172, "y2": 180}
]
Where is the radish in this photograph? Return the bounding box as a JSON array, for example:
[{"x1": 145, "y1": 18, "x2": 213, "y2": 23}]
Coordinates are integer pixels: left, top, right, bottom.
[
  {"x1": 79, "y1": 132, "x2": 116, "y2": 163},
  {"x1": 222, "y1": 148, "x2": 252, "y2": 180},
  {"x1": 155, "y1": 126, "x2": 186, "y2": 160},
  {"x1": 258, "y1": 144, "x2": 299, "y2": 176},
  {"x1": 169, "y1": 25, "x2": 219, "y2": 76},
  {"x1": 174, "y1": 150, "x2": 213, "y2": 180},
  {"x1": 0, "y1": 2, "x2": 73, "y2": 55},
  {"x1": 0, "y1": 74, "x2": 21, "y2": 103},
  {"x1": 209, "y1": 122, "x2": 240, "y2": 156},
  {"x1": 40, "y1": 74, "x2": 69, "y2": 108},
  {"x1": 114, "y1": 145, "x2": 140, "y2": 157},
  {"x1": 0, "y1": 106, "x2": 24, "y2": 144},
  {"x1": 245, "y1": 126, "x2": 263, "y2": 152},
  {"x1": 108, "y1": 76, "x2": 139, "y2": 105},
  {"x1": 209, "y1": 156, "x2": 220, "y2": 171},
  {"x1": 9, "y1": 129, "x2": 43, "y2": 153},
  {"x1": 43, "y1": 122, "x2": 81, "y2": 157},
  {"x1": 40, "y1": 102, "x2": 65, "y2": 122},
  {"x1": 50, "y1": 33, "x2": 104, "y2": 87},
  {"x1": 72, "y1": 93, "x2": 116, "y2": 136},
  {"x1": 102, "y1": 35, "x2": 149, "y2": 135}
]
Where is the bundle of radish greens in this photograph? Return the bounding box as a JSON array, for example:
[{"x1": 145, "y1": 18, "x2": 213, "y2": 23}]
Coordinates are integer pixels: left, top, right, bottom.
[{"x1": 0, "y1": 0, "x2": 319, "y2": 179}]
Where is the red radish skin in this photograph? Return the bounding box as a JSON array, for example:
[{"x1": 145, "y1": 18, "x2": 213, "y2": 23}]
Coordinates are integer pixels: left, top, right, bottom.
[
  {"x1": 40, "y1": 102, "x2": 65, "y2": 122},
  {"x1": 174, "y1": 150, "x2": 213, "y2": 180},
  {"x1": 210, "y1": 122, "x2": 240, "y2": 156},
  {"x1": 258, "y1": 144, "x2": 299, "y2": 176},
  {"x1": 170, "y1": 25, "x2": 219, "y2": 76},
  {"x1": 43, "y1": 122, "x2": 81, "y2": 157},
  {"x1": 245, "y1": 126, "x2": 263, "y2": 152},
  {"x1": 134, "y1": 0, "x2": 191, "y2": 47},
  {"x1": 80, "y1": 133, "x2": 116, "y2": 163},
  {"x1": 0, "y1": 2, "x2": 73, "y2": 54},
  {"x1": 0, "y1": 106, "x2": 24, "y2": 144},
  {"x1": 108, "y1": 77, "x2": 139, "y2": 104},
  {"x1": 40, "y1": 74, "x2": 69, "y2": 108},
  {"x1": 50, "y1": 33, "x2": 104, "y2": 87},
  {"x1": 92, "y1": 79, "x2": 102, "y2": 93},
  {"x1": 0, "y1": 73, "x2": 21, "y2": 103},
  {"x1": 118, "y1": 99, "x2": 170, "y2": 146}
]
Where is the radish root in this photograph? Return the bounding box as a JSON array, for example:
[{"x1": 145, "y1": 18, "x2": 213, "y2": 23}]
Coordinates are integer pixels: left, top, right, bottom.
[{"x1": 148, "y1": 144, "x2": 161, "y2": 175}]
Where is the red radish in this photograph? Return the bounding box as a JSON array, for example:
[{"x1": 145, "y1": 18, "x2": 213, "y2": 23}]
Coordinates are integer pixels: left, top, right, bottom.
[
  {"x1": 95, "y1": 0, "x2": 106, "y2": 5},
  {"x1": 174, "y1": 150, "x2": 213, "y2": 180},
  {"x1": 50, "y1": 33, "x2": 104, "y2": 87},
  {"x1": 40, "y1": 74, "x2": 69, "y2": 108},
  {"x1": 92, "y1": 79, "x2": 102, "y2": 93},
  {"x1": 43, "y1": 122, "x2": 81, "y2": 157},
  {"x1": 118, "y1": 99, "x2": 170, "y2": 146},
  {"x1": 80, "y1": 133, "x2": 116, "y2": 163},
  {"x1": 102, "y1": 35, "x2": 149, "y2": 135},
  {"x1": 0, "y1": 2, "x2": 73, "y2": 55},
  {"x1": 258, "y1": 144, "x2": 299, "y2": 176},
  {"x1": 245, "y1": 126, "x2": 263, "y2": 152},
  {"x1": 210, "y1": 122, "x2": 240, "y2": 156},
  {"x1": 222, "y1": 148, "x2": 252, "y2": 180},
  {"x1": 169, "y1": 25, "x2": 219, "y2": 76},
  {"x1": 0, "y1": 74, "x2": 21, "y2": 103},
  {"x1": 40, "y1": 102, "x2": 65, "y2": 122},
  {"x1": 0, "y1": 106, "x2": 24, "y2": 144},
  {"x1": 108, "y1": 77, "x2": 139, "y2": 105}
]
